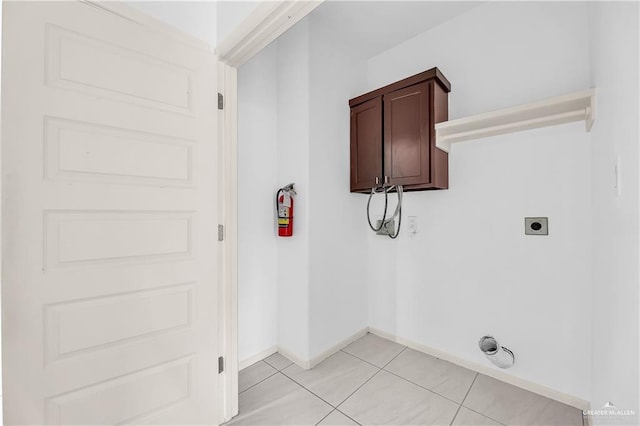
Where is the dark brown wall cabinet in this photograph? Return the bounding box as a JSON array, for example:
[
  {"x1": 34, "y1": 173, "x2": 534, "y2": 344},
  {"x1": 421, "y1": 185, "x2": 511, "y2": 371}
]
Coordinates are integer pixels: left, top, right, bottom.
[{"x1": 349, "y1": 67, "x2": 451, "y2": 193}]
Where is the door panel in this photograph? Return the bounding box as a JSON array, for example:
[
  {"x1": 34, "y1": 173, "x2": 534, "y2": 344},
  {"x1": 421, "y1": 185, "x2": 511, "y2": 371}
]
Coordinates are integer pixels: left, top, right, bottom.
[
  {"x1": 350, "y1": 97, "x2": 382, "y2": 192},
  {"x1": 2, "y1": 2, "x2": 219, "y2": 424},
  {"x1": 44, "y1": 117, "x2": 195, "y2": 187},
  {"x1": 46, "y1": 24, "x2": 195, "y2": 114},
  {"x1": 383, "y1": 82, "x2": 431, "y2": 186}
]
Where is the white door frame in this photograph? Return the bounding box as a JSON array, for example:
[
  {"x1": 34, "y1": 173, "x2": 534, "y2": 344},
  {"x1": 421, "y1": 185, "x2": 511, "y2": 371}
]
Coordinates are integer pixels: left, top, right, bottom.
[
  {"x1": 216, "y1": 61, "x2": 238, "y2": 421},
  {"x1": 82, "y1": 1, "x2": 325, "y2": 424},
  {"x1": 216, "y1": 1, "x2": 324, "y2": 68},
  {"x1": 214, "y1": 0, "x2": 324, "y2": 422}
]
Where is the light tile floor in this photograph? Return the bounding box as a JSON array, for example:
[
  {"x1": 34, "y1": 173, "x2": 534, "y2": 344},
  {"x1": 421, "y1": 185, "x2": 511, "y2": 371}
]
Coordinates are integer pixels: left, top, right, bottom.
[{"x1": 227, "y1": 333, "x2": 583, "y2": 426}]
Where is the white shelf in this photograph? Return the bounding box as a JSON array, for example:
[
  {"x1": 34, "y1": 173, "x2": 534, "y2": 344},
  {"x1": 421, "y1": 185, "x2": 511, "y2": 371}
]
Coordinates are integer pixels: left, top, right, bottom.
[{"x1": 435, "y1": 89, "x2": 595, "y2": 153}]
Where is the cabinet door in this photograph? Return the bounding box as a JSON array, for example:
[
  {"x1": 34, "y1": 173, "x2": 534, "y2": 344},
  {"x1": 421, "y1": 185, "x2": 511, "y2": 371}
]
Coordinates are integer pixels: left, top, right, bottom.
[
  {"x1": 350, "y1": 97, "x2": 382, "y2": 192},
  {"x1": 383, "y1": 82, "x2": 431, "y2": 186}
]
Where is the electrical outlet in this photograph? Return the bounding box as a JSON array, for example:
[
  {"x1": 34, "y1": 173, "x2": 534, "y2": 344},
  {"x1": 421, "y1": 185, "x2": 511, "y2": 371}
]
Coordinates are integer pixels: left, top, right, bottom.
[
  {"x1": 376, "y1": 219, "x2": 396, "y2": 236},
  {"x1": 524, "y1": 217, "x2": 548, "y2": 235}
]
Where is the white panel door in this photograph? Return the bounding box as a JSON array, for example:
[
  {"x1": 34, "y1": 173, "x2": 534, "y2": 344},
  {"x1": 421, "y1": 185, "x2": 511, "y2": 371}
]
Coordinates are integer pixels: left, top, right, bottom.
[{"x1": 1, "y1": 2, "x2": 219, "y2": 424}]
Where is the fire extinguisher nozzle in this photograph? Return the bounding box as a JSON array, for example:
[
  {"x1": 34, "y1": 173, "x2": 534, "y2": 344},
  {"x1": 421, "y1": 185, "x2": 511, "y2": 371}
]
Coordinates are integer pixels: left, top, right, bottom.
[{"x1": 282, "y1": 183, "x2": 296, "y2": 194}]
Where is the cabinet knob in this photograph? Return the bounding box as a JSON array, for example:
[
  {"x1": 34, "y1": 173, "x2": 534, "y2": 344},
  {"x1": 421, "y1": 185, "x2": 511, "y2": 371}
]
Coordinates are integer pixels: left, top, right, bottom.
[
  {"x1": 375, "y1": 177, "x2": 380, "y2": 185},
  {"x1": 384, "y1": 176, "x2": 390, "y2": 184}
]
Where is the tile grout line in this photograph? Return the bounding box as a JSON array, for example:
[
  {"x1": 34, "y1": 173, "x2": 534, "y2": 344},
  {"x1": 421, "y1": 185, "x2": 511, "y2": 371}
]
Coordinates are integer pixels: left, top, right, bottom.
[
  {"x1": 449, "y1": 373, "x2": 478, "y2": 426},
  {"x1": 377, "y1": 348, "x2": 478, "y2": 407},
  {"x1": 335, "y1": 407, "x2": 362, "y2": 426},
  {"x1": 462, "y1": 406, "x2": 507, "y2": 426},
  {"x1": 339, "y1": 349, "x2": 382, "y2": 369},
  {"x1": 264, "y1": 348, "x2": 401, "y2": 418},
  {"x1": 279, "y1": 370, "x2": 342, "y2": 411},
  {"x1": 335, "y1": 369, "x2": 383, "y2": 412},
  {"x1": 290, "y1": 345, "x2": 410, "y2": 425},
  {"x1": 314, "y1": 408, "x2": 336, "y2": 426},
  {"x1": 339, "y1": 346, "x2": 406, "y2": 371},
  {"x1": 264, "y1": 356, "x2": 293, "y2": 372},
  {"x1": 381, "y1": 368, "x2": 467, "y2": 407},
  {"x1": 382, "y1": 346, "x2": 408, "y2": 368},
  {"x1": 460, "y1": 373, "x2": 478, "y2": 406},
  {"x1": 332, "y1": 346, "x2": 409, "y2": 418},
  {"x1": 312, "y1": 406, "x2": 362, "y2": 426},
  {"x1": 238, "y1": 368, "x2": 280, "y2": 396},
  {"x1": 455, "y1": 374, "x2": 508, "y2": 426},
  {"x1": 283, "y1": 362, "x2": 366, "y2": 426},
  {"x1": 448, "y1": 406, "x2": 463, "y2": 426},
  {"x1": 238, "y1": 371, "x2": 337, "y2": 425}
]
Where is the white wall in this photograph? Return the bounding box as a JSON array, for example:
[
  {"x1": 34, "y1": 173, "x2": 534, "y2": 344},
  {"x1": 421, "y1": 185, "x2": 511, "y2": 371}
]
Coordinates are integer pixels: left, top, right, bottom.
[
  {"x1": 276, "y1": 20, "x2": 312, "y2": 362},
  {"x1": 308, "y1": 18, "x2": 369, "y2": 359},
  {"x1": 237, "y1": 42, "x2": 279, "y2": 362},
  {"x1": 237, "y1": 15, "x2": 372, "y2": 365},
  {"x1": 127, "y1": 1, "x2": 217, "y2": 47},
  {"x1": 0, "y1": 0, "x2": 3, "y2": 413},
  {"x1": 365, "y1": 2, "x2": 593, "y2": 401},
  {"x1": 127, "y1": 1, "x2": 261, "y2": 49},
  {"x1": 588, "y1": 1, "x2": 639, "y2": 418},
  {"x1": 236, "y1": 3, "x2": 639, "y2": 411},
  {"x1": 367, "y1": 3, "x2": 591, "y2": 121},
  {"x1": 217, "y1": 1, "x2": 260, "y2": 45}
]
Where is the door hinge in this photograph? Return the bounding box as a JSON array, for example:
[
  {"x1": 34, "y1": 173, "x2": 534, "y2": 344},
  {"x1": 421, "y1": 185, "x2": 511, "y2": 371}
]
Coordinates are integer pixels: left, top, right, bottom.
[
  {"x1": 218, "y1": 356, "x2": 224, "y2": 374},
  {"x1": 218, "y1": 92, "x2": 224, "y2": 110},
  {"x1": 218, "y1": 224, "x2": 224, "y2": 241}
]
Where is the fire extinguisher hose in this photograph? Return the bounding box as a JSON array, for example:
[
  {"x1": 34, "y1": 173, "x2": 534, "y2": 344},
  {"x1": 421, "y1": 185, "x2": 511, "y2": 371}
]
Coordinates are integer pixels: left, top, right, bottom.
[{"x1": 276, "y1": 188, "x2": 284, "y2": 218}]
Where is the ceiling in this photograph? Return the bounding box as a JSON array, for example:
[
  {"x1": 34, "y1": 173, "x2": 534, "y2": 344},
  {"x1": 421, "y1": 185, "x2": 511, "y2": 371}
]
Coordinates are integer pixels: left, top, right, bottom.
[{"x1": 311, "y1": 1, "x2": 482, "y2": 59}]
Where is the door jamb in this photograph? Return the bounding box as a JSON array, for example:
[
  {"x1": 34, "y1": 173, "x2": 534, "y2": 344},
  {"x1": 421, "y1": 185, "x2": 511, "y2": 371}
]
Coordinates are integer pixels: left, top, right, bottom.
[
  {"x1": 217, "y1": 62, "x2": 238, "y2": 423},
  {"x1": 215, "y1": 0, "x2": 324, "y2": 422}
]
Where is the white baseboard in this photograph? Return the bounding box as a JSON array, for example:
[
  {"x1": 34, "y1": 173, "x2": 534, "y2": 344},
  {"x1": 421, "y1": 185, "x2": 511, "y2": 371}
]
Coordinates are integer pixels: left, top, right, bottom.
[
  {"x1": 239, "y1": 345, "x2": 277, "y2": 371},
  {"x1": 277, "y1": 346, "x2": 311, "y2": 370},
  {"x1": 368, "y1": 327, "x2": 590, "y2": 410},
  {"x1": 266, "y1": 328, "x2": 370, "y2": 371},
  {"x1": 308, "y1": 327, "x2": 369, "y2": 369}
]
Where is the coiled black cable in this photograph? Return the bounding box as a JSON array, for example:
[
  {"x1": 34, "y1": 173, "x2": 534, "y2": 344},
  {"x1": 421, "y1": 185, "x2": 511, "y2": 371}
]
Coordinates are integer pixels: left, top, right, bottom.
[
  {"x1": 366, "y1": 187, "x2": 388, "y2": 232},
  {"x1": 367, "y1": 184, "x2": 403, "y2": 238}
]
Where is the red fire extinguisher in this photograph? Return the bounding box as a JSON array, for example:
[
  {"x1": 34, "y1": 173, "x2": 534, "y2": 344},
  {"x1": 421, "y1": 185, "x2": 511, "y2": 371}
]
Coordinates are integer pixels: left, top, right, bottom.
[{"x1": 276, "y1": 183, "x2": 295, "y2": 237}]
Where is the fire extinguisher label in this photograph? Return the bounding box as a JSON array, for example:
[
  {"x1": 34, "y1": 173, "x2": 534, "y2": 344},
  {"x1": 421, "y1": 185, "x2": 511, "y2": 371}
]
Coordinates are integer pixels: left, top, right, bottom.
[
  {"x1": 282, "y1": 193, "x2": 291, "y2": 208},
  {"x1": 278, "y1": 205, "x2": 289, "y2": 218},
  {"x1": 278, "y1": 218, "x2": 289, "y2": 226}
]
